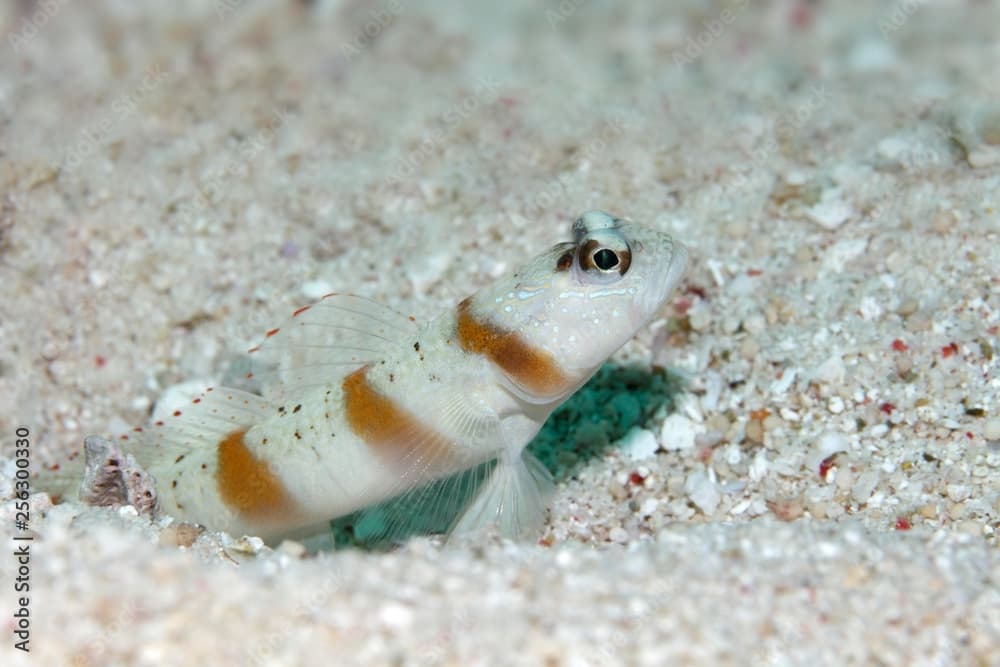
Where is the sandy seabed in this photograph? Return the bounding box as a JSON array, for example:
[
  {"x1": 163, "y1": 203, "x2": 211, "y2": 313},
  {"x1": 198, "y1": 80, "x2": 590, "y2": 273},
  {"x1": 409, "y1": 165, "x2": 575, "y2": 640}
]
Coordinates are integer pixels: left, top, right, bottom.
[{"x1": 0, "y1": 1, "x2": 998, "y2": 665}]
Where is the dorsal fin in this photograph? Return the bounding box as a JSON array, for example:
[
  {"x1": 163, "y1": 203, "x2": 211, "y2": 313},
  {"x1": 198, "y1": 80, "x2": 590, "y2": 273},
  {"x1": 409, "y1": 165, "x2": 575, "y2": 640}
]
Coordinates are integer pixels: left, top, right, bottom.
[
  {"x1": 248, "y1": 293, "x2": 419, "y2": 399},
  {"x1": 33, "y1": 385, "x2": 275, "y2": 502},
  {"x1": 139, "y1": 386, "x2": 274, "y2": 457}
]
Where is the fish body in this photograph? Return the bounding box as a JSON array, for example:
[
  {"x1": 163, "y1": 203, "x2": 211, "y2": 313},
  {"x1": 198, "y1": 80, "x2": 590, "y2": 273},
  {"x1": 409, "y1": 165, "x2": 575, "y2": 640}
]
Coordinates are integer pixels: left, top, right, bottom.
[{"x1": 137, "y1": 211, "x2": 688, "y2": 542}]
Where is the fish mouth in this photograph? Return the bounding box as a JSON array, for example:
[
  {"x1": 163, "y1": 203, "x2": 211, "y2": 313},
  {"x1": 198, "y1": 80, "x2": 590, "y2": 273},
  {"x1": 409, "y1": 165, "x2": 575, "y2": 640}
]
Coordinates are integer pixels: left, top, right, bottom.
[
  {"x1": 663, "y1": 238, "x2": 689, "y2": 292},
  {"x1": 641, "y1": 235, "x2": 688, "y2": 317}
]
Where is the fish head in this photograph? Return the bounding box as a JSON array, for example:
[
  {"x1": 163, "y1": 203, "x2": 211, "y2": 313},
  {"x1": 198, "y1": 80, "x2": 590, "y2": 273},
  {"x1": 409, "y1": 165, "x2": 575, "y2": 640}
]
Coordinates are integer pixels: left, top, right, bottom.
[{"x1": 480, "y1": 210, "x2": 688, "y2": 383}]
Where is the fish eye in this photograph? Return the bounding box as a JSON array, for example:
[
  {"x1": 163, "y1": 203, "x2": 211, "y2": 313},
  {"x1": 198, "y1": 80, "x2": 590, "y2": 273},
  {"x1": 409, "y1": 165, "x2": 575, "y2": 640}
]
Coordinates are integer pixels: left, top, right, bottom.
[
  {"x1": 579, "y1": 238, "x2": 631, "y2": 276},
  {"x1": 593, "y1": 248, "x2": 619, "y2": 270}
]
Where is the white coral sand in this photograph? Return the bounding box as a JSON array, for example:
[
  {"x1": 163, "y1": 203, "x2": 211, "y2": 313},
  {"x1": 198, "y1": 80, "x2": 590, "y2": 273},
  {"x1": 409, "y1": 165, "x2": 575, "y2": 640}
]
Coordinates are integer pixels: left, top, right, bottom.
[{"x1": 1, "y1": 1, "x2": 998, "y2": 666}]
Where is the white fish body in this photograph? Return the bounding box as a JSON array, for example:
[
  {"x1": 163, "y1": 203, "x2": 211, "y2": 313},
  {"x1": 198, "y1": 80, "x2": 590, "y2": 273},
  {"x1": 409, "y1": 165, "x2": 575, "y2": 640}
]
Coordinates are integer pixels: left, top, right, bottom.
[{"x1": 134, "y1": 211, "x2": 688, "y2": 542}]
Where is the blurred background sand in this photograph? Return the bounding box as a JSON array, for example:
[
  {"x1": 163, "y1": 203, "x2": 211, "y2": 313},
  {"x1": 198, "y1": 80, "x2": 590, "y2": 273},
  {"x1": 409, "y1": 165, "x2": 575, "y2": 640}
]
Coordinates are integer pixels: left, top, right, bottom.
[{"x1": 0, "y1": 1, "x2": 998, "y2": 665}]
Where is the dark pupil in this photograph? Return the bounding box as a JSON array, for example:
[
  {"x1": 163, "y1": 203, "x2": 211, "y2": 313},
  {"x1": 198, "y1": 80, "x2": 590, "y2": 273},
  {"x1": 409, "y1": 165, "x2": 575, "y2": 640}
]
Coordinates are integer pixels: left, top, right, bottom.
[{"x1": 593, "y1": 248, "x2": 619, "y2": 270}]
